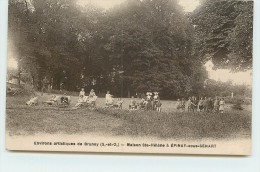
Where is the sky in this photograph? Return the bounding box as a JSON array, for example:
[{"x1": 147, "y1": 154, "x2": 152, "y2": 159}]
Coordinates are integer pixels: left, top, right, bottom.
[
  {"x1": 77, "y1": 0, "x2": 201, "y2": 12},
  {"x1": 205, "y1": 61, "x2": 252, "y2": 86}
]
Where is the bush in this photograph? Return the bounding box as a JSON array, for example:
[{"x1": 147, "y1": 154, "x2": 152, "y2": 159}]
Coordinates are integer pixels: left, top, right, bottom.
[
  {"x1": 224, "y1": 96, "x2": 252, "y2": 105},
  {"x1": 6, "y1": 83, "x2": 35, "y2": 96},
  {"x1": 232, "y1": 103, "x2": 244, "y2": 110}
]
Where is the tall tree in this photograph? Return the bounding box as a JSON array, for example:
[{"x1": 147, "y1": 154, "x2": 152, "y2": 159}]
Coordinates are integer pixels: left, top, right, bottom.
[{"x1": 191, "y1": 0, "x2": 253, "y2": 71}]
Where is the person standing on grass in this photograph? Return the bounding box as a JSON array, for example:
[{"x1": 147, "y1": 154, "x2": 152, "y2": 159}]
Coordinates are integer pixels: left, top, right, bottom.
[
  {"x1": 186, "y1": 97, "x2": 192, "y2": 112},
  {"x1": 191, "y1": 97, "x2": 198, "y2": 112},
  {"x1": 203, "y1": 97, "x2": 209, "y2": 112},
  {"x1": 105, "y1": 91, "x2": 113, "y2": 106},
  {"x1": 74, "y1": 95, "x2": 85, "y2": 108},
  {"x1": 176, "y1": 99, "x2": 182, "y2": 111},
  {"x1": 153, "y1": 92, "x2": 160, "y2": 110},
  {"x1": 208, "y1": 97, "x2": 214, "y2": 112},
  {"x1": 41, "y1": 76, "x2": 49, "y2": 96},
  {"x1": 214, "y1": 97, "x2": 220, "y2": 113},
  {"x1": 219, "y1": 98, "x2": 225, "y2": 113},
  {"x1": 181, "y1": 98, "x2": 185, "y2": 112},
  {"x1": 198, "y1": 97, "x2": 204, "y2": 112},
  {"x1": 146, "y1": 92, "x2": 153, "y2": 111}
]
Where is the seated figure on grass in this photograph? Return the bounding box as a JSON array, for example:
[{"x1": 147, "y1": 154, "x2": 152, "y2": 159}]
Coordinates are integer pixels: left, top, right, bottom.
[
  {"x1": 79, "y1": 88, "x2": 85, "y2": 97},
  {"x1": 74, "y1": 95, "x2": 85, "y2": 108},
  {"x1": 137, "y1": 98, "x2": 146, "y2": 110},
  {"x1": 114, "y1": 99, "x2": 124, "y2": 109},
  {"x1": 105, "y1": 91, "x2": 114, "y2": 107},
  {"x1": 129, "y1": 96, "x2": 137, "y2": 110},
  {"x1": 87, "y1": 89, "x2": 97, "y2": 107},
  {"x1": 26, "y1": 96, "x2": 39, "y2": 106},
  {"x1": 105, "y1": 91, "x2": 123, "y2": 109},
  {"x1": 44, "y1": 95, "x2": 59, "y2": 106},
  {"x1": 60, "y1": 93, "x2": 71, "y2": 107}
]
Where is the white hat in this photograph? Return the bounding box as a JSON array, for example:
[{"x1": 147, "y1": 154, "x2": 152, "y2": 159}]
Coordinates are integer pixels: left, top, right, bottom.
[{"x1": 146, "y1": 92, "x2": 152, "y2": 96}]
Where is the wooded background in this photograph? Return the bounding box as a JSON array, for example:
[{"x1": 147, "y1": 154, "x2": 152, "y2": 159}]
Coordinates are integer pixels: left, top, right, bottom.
[{"x1": 7, "y1": 0, "x2": 253, "y2": 99}]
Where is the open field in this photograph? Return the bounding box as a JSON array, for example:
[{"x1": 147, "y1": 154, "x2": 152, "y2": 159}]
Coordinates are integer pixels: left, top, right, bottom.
[{"x1": 6, "y1": 94, "x2": 252, "y2": 140}]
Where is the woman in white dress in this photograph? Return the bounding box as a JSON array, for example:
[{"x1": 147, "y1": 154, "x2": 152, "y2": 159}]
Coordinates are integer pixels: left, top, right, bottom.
[
  {"x1": 219, "y1": 98, "x2": 225, "y2": 113},
  {"x1": 79, "y1": 88, "x2": 85, "y2": 97},
  {"x1": 88, "y1": 89, "x2": 97, "y2": 106},
  {"x1": 105, "y1": 91, "x2": 113, "y2": 106},
  {"x1": 75, "y1": 95, "x2": 85, "y2": 108}
]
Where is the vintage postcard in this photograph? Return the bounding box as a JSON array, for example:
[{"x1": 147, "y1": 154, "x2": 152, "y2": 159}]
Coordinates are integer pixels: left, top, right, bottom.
[{"x1": 6, "y1": 0, "x2": 253, "y2": 155}]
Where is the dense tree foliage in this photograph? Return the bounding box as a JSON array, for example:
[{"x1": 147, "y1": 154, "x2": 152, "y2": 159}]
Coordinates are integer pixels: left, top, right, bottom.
[
  {"x1": 191, "y1": 0, "x2": 253, "y2": 71},
  {"x1": 8, "y1": 0, "x2": 252, "y2": 99}
]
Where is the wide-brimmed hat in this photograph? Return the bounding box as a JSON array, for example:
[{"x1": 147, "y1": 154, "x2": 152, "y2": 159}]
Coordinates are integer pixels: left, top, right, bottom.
[{"x1": 146, "y1": 92, "x2": 152, "y2": 95}]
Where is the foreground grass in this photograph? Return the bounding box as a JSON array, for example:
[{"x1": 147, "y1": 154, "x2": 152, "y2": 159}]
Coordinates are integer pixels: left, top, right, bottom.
[
  {"x1": 96, "y1": 108, "x2": 251, "y2": 140},
  {"x1": 6, "y1": 96, "x2": 251, "y2": 140}
]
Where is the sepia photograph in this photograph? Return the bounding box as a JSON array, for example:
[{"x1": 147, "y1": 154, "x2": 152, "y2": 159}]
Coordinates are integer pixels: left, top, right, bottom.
[{"x1": 5, "y1": 0, "x2": 253, "y2": 155}]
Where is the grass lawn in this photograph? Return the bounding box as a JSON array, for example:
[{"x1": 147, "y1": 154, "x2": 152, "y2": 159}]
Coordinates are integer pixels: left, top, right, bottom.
[{"x1": 6, "y1": 94, "x2": 252, "y2": 140}]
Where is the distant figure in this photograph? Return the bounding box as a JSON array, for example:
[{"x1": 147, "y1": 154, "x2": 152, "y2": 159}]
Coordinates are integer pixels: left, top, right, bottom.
[
  {"x1": 45, "y1": 95, "x2": 59, "y2": 105},
  {"x1": 192, "y1": 97, "x2": 198, "y2": 112},
  {"x1": 180, "y1": 98, "x2": 185, "y2": 111},
  {"x1": 105, "y1": 91, "x2": 113, "y2": 106},
  {"x1": 138, "y1": 98, "x2": 146, "y2": 110},
  {"x1": 203, "y1": 97, "x2": 209, "y2": 112},
  {"x1": 214, "y1": 97, "x2": 220, "y2": 113},
  {"x1": 186, "y1": 97, "x2": 192, "y2": 112},
  {"x1": 88, "y1": 89, "x2": 97, "y2": 106},
  {"x1": 155, "y1": 101, "x2": 162, "y2": 112},
  {"x1": 146, "y1": 92, "x2": 153, "y2": 110},
  {"x1": 26, "y1": 97, "x2": 38, "y2": 106},
  {"x1": 75, "y1": 95, "x2": 85, "y2": 108},
  {"x1": 79, "y1": 88, "x2": 85, "y2": 97},
  {"x1": 60, "y1": 93, "x2": 71, "y2": 106},
  {"x1": 198, "y1": 97, "x2": 204, "y2": 112},
  {"x1": 129, "y1": 96, "x2": 137, "y2": 110},
  {"x1": 208, "y1": 97, "x2": 214, "y2": 112},
  {"x1": 176, "y1": 99, "x2": 182, "y2": 111},
  {"x1": 153, "y1": 92, "x2": 160, "y2": 111},
  {"x1": 41, "y1": 77, "x2": 49, "y2": 96},
  {"x1": 89, "y1": 89, "x2": 96, "y2": 97},
  {"x1": 115, "y1": 99, "x2": 124, "y2": 109},
  {"x1": 219, "y1": 98, "x2": 225, "y2": 113}
]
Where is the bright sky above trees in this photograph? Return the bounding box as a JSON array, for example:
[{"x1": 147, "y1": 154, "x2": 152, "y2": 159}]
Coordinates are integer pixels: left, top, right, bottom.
[{"x1": 77, "y1": 0, "x2": 201, "y2": 12}]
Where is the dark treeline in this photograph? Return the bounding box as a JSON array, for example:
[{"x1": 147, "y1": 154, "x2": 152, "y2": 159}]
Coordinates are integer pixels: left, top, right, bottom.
[{"x1": 8, "y1": 0, "x2": 253, "y2": 99}]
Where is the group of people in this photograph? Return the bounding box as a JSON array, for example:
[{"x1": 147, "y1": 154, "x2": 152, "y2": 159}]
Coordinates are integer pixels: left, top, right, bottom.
[
  {"x1": 128, "y1": 92, "x2": 162, "y2": 111},
  {"x1": 74, "y1": 89, "x2": 98, "y2": 108},
  {"x1": 26, "y1": 87, "x2": 225, "y2": 113},
  {"x1": 176, "y1": 96, "x2": 225, "y2": 113}
]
